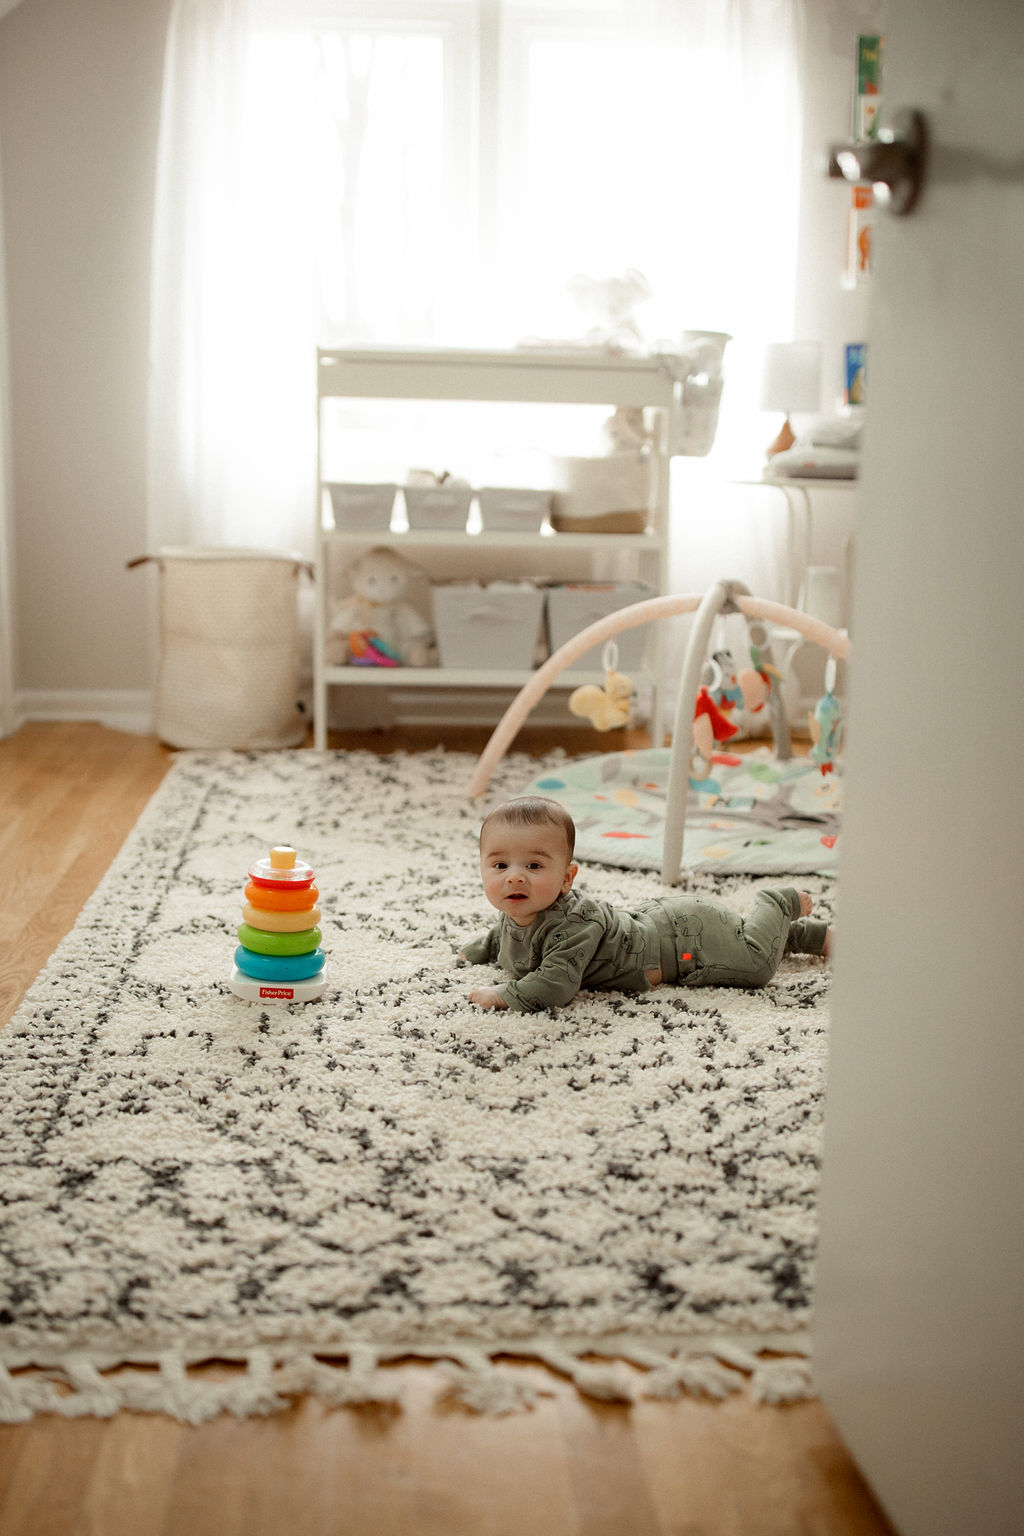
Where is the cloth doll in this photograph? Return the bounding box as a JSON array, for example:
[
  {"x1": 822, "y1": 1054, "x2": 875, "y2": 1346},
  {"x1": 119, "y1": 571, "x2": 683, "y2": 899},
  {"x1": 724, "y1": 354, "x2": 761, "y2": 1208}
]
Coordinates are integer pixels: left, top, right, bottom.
[{"x1": 327, "y1": 547, "x2": 432, "y2": 667}]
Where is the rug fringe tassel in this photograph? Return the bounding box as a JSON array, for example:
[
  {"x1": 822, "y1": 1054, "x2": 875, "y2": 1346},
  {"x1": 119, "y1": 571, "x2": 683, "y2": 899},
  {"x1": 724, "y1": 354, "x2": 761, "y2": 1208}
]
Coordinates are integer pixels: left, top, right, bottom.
[
  {"x1": 59, "y1": 1355, "x2": 126, "y2": 1418},
  {"x1": 749, "y1": 1354, "x2": 816, "y2": 1404},
  {"x1": 273, "y1": 1347, "x2": 402, "y2": 1409},
  {"x1": 625, "y1": 1346, "x2": 747, "y2": 1401},
  {"x1": 0, "y1": 1360, "x2": 67, "y2": 1422},
  {"x1": 534, "y1": 1346, "x2": 635, "y2": 1403},
  {"x1": 118, "y1": 1352, "x2": 289, "y2": 1425},
  {"x1": 436, "y1": 1349, "x2": 545, "y2": 1415},
  {"x1": 0, "y1": 1342, "x2": 814, "y2": 1421}
]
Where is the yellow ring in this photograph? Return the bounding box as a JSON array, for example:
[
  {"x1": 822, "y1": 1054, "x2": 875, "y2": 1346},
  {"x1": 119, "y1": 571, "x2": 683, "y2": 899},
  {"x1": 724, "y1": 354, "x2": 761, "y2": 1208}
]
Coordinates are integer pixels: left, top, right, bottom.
[{"x1": 241, "y1": 902, "x2": 322, "y2": 934}]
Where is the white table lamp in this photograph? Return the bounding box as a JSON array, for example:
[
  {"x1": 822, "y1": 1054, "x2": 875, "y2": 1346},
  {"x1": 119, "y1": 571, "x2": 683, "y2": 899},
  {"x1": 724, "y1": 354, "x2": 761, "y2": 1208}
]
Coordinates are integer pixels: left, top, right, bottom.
[{"x1": 760, "y1": 341, "x2": 822, "y2": 458}]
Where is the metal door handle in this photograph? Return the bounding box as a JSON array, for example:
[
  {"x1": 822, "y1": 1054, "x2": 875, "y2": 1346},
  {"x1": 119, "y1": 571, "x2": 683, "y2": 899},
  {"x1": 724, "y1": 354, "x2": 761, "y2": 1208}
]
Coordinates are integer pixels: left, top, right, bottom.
[{"x1": 828, "y1": 108, "x2": 928, "y2": 215}]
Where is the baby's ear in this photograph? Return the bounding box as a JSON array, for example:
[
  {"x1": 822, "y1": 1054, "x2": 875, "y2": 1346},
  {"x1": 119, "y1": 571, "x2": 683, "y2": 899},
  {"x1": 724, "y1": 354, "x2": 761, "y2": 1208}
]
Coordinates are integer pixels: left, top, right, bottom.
[{"x1": 563, "y1": 861, "x2": 579, "y2": 893}]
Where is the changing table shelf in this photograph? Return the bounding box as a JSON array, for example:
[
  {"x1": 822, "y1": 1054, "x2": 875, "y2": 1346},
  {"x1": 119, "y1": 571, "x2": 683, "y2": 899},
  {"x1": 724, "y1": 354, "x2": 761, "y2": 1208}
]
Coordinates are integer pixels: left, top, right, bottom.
[
  {"x1": 323, "y1": 665, "x2": 611, "y2": 688},
  {"x1": 323, "y1": 527, "x2": 663, "y2": 552},
  {"x1": 317, "y1": 345, "x2": 681, "y2": 407},
  {"x1": 313, "y1": 346, "x2": 679, "y2": 748}
]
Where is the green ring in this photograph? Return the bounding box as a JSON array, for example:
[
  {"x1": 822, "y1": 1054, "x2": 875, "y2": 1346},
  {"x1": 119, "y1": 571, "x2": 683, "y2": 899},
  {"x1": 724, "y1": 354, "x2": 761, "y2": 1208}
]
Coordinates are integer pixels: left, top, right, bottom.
[{"x1": 237, "y1": 923, "x2": 322, "y2": 956}]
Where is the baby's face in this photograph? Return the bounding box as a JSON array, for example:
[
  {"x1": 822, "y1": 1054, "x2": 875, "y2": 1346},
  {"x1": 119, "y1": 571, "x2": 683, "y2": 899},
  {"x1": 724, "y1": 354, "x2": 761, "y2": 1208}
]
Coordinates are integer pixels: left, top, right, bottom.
[{"x1": 479, "y1": 821, "x2": 577, "y2": 926}]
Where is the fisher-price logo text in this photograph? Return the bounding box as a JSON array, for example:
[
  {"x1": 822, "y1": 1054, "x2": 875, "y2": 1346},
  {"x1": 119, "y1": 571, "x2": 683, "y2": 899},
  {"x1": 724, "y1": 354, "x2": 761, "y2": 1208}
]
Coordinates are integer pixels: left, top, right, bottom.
[{"x1": 259, "y1": 985, "x2": 295, "y2": 999}]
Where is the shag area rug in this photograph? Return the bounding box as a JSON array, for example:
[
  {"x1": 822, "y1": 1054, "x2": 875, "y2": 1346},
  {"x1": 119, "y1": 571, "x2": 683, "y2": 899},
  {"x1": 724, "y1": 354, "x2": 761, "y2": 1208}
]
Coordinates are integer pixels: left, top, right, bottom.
[
  {"x1": 524, "y1": 746, "x2": 842, "y2": 875},
  {"x1": 0, "y1": 749, "x2": 834, "y2": 1424}
]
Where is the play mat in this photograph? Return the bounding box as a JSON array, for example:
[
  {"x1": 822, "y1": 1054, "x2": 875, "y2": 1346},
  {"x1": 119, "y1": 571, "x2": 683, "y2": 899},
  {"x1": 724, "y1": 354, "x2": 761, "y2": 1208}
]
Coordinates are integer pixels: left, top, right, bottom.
[{"x1": 523, "y1": 745, "x2": 842, "y2": 876}]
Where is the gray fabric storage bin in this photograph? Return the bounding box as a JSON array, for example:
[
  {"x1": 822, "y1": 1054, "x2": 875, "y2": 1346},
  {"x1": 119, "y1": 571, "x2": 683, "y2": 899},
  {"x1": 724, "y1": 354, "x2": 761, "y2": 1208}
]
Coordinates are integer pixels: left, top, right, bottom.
[
  {"x1": 432, "y1": 581, "x2": 545, "y2": 669},
  {"x1": 545, "y1": 580, "x2": 654, "y2": 670}
]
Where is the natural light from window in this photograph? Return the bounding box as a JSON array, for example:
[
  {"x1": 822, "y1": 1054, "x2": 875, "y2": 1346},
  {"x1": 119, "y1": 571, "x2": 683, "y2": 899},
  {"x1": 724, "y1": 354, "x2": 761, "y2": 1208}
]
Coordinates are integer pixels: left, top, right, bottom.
[{"x1": 150, "y1": 0, "x2": 803, "y2": 550}]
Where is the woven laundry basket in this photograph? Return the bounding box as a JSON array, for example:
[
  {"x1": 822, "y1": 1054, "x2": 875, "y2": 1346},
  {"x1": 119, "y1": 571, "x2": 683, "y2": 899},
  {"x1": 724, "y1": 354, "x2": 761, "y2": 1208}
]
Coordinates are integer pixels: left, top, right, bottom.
[{"x1": 130, "y1": 547, "x2": 311, "y2": 749}]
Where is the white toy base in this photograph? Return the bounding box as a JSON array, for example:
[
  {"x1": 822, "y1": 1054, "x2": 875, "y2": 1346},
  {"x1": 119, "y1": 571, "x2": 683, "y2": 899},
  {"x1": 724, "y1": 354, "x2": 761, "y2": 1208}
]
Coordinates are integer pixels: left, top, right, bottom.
[{"x1": 228, "y1": 966, "x2": 327, "y2": 1004}]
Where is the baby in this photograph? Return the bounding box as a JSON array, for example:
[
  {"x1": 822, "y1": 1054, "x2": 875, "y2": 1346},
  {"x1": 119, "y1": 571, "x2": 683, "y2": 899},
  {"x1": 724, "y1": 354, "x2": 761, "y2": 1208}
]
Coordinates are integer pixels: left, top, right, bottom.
[{"x1": 459, "y1": 796, "x2": 831, "y2": 1013}]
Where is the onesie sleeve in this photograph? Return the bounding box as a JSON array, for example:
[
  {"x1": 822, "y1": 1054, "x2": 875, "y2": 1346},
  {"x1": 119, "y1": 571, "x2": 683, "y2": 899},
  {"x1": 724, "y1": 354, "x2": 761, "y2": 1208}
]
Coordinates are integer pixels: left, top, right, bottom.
[
  {"x1": 461, "y1": 923, "x2": 502, "y2": 964},
  {"x1": 500, "y1": 918, "x2": 605, "y2": 1013}
]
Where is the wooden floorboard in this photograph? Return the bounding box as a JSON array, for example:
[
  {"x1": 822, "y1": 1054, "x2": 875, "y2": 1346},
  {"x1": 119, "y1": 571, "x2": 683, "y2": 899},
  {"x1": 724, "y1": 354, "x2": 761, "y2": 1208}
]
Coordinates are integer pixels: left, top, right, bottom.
[{"x1": 0, "y1": 722, "x2": 894, "y2": 1536}]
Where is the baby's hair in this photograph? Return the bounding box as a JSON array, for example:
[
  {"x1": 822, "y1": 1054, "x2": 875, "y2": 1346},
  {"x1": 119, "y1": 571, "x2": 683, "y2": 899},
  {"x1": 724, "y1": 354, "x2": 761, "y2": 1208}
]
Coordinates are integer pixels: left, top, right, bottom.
[{"x1": 479, "y1": 796, "x2": 576, "y2": 860}]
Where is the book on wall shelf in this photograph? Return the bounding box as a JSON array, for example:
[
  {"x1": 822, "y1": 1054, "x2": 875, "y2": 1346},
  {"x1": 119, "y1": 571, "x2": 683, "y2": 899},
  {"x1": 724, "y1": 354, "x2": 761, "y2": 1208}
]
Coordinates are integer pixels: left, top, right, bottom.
[
  {"x1": 844, "y1": 344, "x2": 867, "y2": 411},
  {"x1": 854, "y1": 34, "x2": 883, "y2": 141},
  {"x1": 846, "y1": 184, "x2": 874, "y2": 288}
]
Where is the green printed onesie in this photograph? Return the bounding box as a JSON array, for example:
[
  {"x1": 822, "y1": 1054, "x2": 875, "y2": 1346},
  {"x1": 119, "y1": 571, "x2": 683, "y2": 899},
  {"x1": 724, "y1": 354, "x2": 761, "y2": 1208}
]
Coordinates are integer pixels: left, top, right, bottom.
[{"x1": 460, "y1": 887, "x2": 827, "y2": 1014}]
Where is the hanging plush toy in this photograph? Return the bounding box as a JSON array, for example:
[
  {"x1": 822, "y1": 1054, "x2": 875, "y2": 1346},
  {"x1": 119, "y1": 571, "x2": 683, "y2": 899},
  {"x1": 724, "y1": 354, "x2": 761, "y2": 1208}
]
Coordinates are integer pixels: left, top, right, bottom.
[
  {"x1": 569, "y1": 642, "x2": 634, "y2": 731},
  {"x1": 709, "y1": 648, "x2": 745, "y2": 714},
  {"x1": 711, "y1": 622, "x2": 786, "y2": 722},
  {"x1": 690, "y1": 676, "x2": 739, "y2": 779},
  {"x1": 738, "y1": 621, "x2": 786, "y2": 713},
  {"x1": 695, "y1": 682, "x2": 739, "y2": 744},
  {"x1": 809, "y1": 654, "x2": 843, "y2": 774}
]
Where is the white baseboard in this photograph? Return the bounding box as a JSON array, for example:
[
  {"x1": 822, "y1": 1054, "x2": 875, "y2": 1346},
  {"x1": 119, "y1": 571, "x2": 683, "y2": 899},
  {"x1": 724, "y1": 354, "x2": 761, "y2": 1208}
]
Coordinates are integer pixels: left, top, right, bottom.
[
  {"x1": 17, "y1": 689, "x2": 155, "y2": 735},
  {"x1": 13, "y1": 684, "x2": 824, "y2": 743},
  {"x1": 18, "y1": 685, "x2": 593, "y2": 739}
]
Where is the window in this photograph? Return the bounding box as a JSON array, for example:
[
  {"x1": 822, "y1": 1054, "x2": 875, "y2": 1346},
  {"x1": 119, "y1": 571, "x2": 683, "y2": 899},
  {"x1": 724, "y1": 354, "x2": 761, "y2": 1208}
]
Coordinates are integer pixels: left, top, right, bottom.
[{"x1": 149, "y1": 0, "x2": 802, "y2": 550}]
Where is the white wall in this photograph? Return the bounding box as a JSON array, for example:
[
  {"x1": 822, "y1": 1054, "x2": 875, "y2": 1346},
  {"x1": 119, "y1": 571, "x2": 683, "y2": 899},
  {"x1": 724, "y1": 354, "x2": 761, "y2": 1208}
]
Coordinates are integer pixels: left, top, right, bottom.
[
  {"x1": 0, "y1": 124, "x2": 16, "y2": 737},
  {"x1": 0, "y1": 0, "x2": 170, "y2": 723},
  {"x1": 792, "y1": 0, "x2": 880, "y2": 409}
]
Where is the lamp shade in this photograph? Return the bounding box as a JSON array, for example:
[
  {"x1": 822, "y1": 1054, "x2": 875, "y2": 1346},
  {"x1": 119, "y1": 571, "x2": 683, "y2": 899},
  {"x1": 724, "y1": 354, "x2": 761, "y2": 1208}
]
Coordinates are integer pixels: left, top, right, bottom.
[{"x1": 760, "y1": 341, "x2": 822, "y2": 414}]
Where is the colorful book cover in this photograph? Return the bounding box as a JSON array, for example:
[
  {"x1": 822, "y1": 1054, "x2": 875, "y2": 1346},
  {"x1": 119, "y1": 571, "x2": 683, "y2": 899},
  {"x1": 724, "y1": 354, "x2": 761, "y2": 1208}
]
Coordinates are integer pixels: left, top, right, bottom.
[
  {"x1": 855, "y1": 34, "x2": 883, "y2": 140},
  {"x1": 845, "y1": 344, "x2": 867, "y2": 408},
  {"x1": 848, "y1": 185, "x2": 875, "y2": 286}
]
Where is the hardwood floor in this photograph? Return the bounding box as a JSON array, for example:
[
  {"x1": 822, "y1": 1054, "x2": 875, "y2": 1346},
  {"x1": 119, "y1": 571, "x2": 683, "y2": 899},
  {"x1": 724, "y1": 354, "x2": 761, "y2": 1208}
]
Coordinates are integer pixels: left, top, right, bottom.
[{"x1": 0, "y1": 722, "x2": 893, "y2": 1536}]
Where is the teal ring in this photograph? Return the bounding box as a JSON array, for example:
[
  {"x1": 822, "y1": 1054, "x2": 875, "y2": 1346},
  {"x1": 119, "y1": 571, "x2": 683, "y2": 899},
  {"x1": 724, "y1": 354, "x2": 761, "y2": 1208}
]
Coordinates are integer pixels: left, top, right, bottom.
[{"x1": 233, "y1": 945, "x2": 326, "y2": 981}]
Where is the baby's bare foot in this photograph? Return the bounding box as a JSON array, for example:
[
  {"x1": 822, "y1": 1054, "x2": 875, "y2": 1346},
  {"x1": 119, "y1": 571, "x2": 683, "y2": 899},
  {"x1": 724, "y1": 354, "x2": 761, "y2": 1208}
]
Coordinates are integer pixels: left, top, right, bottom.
[{"x1": 798, "y1": 891, "x2": 813, "y2": 917}]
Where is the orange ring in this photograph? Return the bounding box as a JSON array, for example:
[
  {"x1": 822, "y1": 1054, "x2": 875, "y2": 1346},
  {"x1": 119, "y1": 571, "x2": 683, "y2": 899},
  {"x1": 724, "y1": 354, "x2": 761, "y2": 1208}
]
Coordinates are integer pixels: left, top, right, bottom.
[{"x1": 244, "y1": 879, "x2": 320, "y2": 912}]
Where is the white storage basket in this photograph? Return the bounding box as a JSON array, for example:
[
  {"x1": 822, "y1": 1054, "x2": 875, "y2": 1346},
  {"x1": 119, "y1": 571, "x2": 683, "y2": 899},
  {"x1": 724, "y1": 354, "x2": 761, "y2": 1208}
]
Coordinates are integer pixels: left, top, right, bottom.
[
  {"x1": 478, "y1": 487, "x2": 551, "y2": 532},
  {"x1": 550, "y1": 451, "x2": 652, "y2": 533},
  {"x1": 325, "y1": 483, "x2": 396, "y2": 531},
  {"x1": 131, "y1": 547, "x2": 310, "y2": 748},
  {"x1": 404, "y1": 483, "x2": 473, "y2": 530}
]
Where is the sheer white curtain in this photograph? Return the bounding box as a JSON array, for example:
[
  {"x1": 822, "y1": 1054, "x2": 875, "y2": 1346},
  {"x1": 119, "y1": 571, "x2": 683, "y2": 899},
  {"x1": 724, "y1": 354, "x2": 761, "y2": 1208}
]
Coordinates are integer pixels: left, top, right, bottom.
[{"x1": 148, "y1": 0, "x2": 804, "y2": 557}]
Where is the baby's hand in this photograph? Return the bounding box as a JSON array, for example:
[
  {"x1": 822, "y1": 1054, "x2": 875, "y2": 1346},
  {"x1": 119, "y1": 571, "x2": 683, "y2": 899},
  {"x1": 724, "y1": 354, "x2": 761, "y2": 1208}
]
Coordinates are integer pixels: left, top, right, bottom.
[{"x1": 468, "y1": 985, "x2": 508, "y2": 1010}]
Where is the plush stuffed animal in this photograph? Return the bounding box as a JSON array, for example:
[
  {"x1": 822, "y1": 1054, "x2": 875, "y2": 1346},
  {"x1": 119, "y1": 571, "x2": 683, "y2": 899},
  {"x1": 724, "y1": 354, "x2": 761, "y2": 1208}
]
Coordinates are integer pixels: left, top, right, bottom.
[
  {"x1": 567, "y1": 268, "x2": 652, "y2": 351},
  {"x1": 809, "y1": 654, "x2": 843, "y2": 774},
  {"x1": 569, "y1": 668, "x2": 634, "y2": 731},
  {"x1": 601, "y1": 405, "x2": 651, "y2": 454},
  {"x1": 327, "y1": 547, "x2": 432, "y2": 667},
  {"x1": 809, "y1": 688, "x2": 843, "y2": 775}
]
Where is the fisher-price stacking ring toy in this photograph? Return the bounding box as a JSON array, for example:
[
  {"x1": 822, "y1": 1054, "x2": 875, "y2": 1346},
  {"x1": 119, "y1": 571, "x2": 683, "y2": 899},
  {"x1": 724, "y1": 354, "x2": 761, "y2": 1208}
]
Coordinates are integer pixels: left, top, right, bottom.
[{"x1": 229, "y1": 845, "x2": 327, "y2": 1003}]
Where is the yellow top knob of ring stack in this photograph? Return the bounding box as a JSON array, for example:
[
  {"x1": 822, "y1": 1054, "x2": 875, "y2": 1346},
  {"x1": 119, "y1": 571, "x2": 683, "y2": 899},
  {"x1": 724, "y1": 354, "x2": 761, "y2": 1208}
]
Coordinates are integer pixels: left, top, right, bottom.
[{"x1": 269, "y1": 846, "x2": 297, "y2": 870}]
